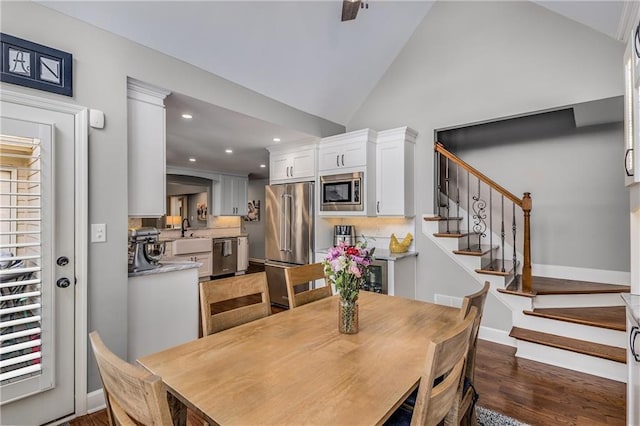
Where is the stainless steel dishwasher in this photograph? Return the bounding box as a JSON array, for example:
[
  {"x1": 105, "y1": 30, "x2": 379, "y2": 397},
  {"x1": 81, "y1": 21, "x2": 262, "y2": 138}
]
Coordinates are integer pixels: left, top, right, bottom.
[{"x1": 212, "y1": 237, "x2": 237, "y2": 277}]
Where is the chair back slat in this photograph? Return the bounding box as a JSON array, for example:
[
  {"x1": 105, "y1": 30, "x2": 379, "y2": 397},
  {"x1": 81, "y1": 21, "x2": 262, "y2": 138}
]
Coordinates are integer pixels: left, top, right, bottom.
[
  {"x1": 89, "y1": 331, "x2": 173, "y2": 426},
  {"x1": 284, "y1": 263, "x2": 331, "y2": 309},
  {"x1": 411, "y1": 307, "x2": 477, "y2": 426},
  {"x1": 200, "y1": 272, "x2": 271, "y2": 336}
]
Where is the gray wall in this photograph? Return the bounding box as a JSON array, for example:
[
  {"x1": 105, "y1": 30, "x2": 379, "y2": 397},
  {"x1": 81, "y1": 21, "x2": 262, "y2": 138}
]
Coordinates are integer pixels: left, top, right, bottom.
[
  {"x1": 347, "y1": 1, "x2": 626, "y2": 331},
  {"x1": 455, "y1": 122, "x2": 629, "y2": 272},
  {"x1": 1, "y1": 2, "x2": 344, "y2": 393},
  {"x1": 243, "y1": 178, "x2": 267, "y2": 260}
]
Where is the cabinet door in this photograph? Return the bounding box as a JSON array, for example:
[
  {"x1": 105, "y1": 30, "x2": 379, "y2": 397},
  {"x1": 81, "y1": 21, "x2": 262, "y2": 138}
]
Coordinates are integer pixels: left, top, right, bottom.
[
  {"x1": 127, "y1": 97, "x2": 166, "y2": 217},
  {"x1": 270, "y1": 153, "x2": 291, "y2": 182},
  {"x1": 318, "y1": 142, "x2": 366, "y2": 172},
  {"x1": 219, "y1": 176, "x2": 235, "y2": 215},
  {"x1": 376, "y1": 142, "x2": 406, "y2": 215},
  {"x1": 290, "y1": 149, "x2": 315, "y2": 179},
  {"x1": 237, "y1": 237, "x2": 249, "y2": 272},
  {"x1": 234, "y1": 177, "x2": 248, "y2": 216},
  {"x1": 194, "y1": 252, "x2": 212, "y2": 278},
  {"x1": 127, "y1": 80, "x2": 169, "y2": 217}
]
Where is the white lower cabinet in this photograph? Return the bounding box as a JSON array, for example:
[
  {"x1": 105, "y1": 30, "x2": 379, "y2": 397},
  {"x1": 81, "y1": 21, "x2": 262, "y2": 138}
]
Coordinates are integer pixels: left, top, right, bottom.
[
  {"x1": 128, "y1": 268, "x2": 199, "y2": 363},
  {"x1": 237, "y1": 236, "x2": 249, "y2": 272}
]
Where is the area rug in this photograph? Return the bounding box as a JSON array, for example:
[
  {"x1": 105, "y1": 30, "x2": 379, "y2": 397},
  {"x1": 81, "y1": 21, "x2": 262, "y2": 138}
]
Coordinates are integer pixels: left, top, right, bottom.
[{"x1": 477, "y1": 405, "x2": 530, "y2": 426}]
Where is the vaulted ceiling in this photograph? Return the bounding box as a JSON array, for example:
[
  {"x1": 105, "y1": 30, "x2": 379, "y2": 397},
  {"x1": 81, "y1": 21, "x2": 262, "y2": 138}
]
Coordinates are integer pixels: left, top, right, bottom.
[{"x1": 39, "y1": 1, "x2": 630, "y2": 178}]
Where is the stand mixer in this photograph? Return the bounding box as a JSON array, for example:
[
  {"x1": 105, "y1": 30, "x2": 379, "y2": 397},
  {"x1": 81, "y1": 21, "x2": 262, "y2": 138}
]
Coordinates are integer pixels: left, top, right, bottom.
[{"x1": 128, "y1": 227, "x2": 165, "y2": 273}]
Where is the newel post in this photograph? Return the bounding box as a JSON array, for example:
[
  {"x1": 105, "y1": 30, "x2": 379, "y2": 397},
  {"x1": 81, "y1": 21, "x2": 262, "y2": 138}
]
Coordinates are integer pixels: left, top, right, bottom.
[{"x1": 521, "y1": 192, "x2": 533, "y2": 293}]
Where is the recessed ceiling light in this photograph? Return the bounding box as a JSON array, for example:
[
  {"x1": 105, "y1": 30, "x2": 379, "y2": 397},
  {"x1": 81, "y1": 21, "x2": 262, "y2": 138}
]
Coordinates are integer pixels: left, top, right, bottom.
[
  {"x1": 273, "y1": 137, "x2": 281, "y2": 142},
  {"x1": 182, "y1": 113, "x2": 193, "y2": 119},
  {"x1": 188, "y1": 158, "x2": 196, "y2": 162},
  {"x1": 225, "y1": 149, "x2": 233, "y2": 154},
  {"x1": 260, "y1": 164, "x2": 266, "y2": 168}
]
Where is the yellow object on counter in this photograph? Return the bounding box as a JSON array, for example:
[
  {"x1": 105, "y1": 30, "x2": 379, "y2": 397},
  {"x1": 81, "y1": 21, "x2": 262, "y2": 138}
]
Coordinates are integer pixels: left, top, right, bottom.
[{"x1": 389, "y1": 232, "x2": 413, "y2": 253}]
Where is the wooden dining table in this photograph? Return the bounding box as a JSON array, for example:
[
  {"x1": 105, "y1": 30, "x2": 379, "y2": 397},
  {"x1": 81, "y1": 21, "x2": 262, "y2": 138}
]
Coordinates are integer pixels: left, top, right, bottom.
[{"x1": 137, "y1": 291, "x2": 460, "y2": 426}]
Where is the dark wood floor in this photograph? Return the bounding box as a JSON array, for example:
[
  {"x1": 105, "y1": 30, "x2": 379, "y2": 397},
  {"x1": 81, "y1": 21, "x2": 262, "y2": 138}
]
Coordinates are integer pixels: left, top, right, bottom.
[
  {"x1": 71, "y1": 339, "x2": 626, "y2": 426},
  {"x1": 475, "y1": 340, "x2": 625, "y2": 425}
]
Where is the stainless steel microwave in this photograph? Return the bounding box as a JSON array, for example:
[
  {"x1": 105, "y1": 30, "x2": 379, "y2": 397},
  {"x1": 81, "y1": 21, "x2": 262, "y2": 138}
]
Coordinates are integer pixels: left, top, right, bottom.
[{"x1": 320, "y1": 172, "x2": 363, "y2": 212}]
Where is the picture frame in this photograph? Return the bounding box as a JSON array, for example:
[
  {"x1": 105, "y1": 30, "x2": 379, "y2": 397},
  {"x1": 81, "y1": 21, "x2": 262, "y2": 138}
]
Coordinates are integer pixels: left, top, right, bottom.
[{"x1": 1, "y1": 33, "x2": 73, "y2": 97}]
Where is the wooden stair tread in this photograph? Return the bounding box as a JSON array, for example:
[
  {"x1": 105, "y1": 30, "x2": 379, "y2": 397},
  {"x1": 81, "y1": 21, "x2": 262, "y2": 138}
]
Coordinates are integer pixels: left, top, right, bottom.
[
  {"x1": 531, "y1": 276, "x2": 630, "y2": 295},
  {"x1": 509, "y1": 327, "x2": 626, "y2": 363},
  {"x1": 476, "y1": 260, "x2": 516, "y2": 277},
  {"x1": 433, "y1": 230, "x2": 469, "y2": 238},
  {"x1": 453, "y1": 244, "x2": 496, "y2": 256},
  {"x1": 523, "y1": 306, "x2": 626, "y2": 331},
  {"x1": 423, "y1": 216, "x2": 463, "y2": 222}
]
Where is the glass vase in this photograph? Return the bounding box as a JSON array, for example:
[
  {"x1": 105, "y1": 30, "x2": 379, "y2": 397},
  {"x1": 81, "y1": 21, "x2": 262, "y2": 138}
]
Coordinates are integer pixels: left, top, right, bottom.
[{"x1": 338, "y1": 298, "x2": 359, "y2": 334}]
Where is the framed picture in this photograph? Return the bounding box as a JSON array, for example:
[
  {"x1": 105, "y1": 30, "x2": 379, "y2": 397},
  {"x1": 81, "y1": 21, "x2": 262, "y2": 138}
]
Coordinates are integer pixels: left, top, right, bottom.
[
  {"x1": 0, "y1": 33, "x2": 73, "y2": 97},
  {"x1": 244, "y1": 200, "x2": 260, "y2": 222}
]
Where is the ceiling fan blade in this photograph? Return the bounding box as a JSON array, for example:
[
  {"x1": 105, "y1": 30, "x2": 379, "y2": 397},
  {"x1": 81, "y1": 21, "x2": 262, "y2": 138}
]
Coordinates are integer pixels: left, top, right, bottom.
[{"x1": 341, "y1": 0, "x2": 361, "y2": 22}]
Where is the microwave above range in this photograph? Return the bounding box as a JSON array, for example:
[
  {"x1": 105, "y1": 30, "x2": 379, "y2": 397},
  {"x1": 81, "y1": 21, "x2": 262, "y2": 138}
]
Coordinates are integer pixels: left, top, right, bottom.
[{"x1": 320, "y1": 172, "x2": 363, "y2": 212}]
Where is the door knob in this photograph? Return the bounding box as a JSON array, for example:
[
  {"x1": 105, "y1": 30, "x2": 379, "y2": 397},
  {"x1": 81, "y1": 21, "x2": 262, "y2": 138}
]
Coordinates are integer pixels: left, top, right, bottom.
[
  {"x1": 56, "y1": 277, "x2": 71, "y2": 288},
  {"x1": 57, "y1": 256, "x2": 69, "y2": 266}
]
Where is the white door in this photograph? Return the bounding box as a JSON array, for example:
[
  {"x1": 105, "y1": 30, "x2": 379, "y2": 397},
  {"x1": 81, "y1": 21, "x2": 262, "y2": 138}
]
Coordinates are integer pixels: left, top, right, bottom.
[{"x1": 0, "y1": 101, "x2": 76, "y2": 424}]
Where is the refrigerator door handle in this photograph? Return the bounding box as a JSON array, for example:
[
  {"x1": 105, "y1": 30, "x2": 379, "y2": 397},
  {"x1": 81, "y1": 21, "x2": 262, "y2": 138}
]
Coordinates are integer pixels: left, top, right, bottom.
[
  {"x1": 279, "y1": 193, "x2": 286, "y2": 252},
  {"x1": 284, "y1": 193, "x2": 293, "y2": 252}
]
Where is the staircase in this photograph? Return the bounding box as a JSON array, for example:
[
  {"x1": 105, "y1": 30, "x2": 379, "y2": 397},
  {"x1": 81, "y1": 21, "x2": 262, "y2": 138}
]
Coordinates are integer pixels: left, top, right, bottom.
[{"x1": 424, "y1": 143, "x2": 630, "y2": 382}]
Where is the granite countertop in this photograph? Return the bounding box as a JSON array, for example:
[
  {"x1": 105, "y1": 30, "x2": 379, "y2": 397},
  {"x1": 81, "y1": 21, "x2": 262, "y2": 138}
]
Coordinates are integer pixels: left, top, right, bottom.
[
  {"x1": 128, "y1": 260, "x2": 201, "y2": 277},
  {"x1": 622, "y1": 293, "x2": 640, "y2": 327},
  {"x1": 316, "y1": 247, "x2": 418, "y2": 261}
]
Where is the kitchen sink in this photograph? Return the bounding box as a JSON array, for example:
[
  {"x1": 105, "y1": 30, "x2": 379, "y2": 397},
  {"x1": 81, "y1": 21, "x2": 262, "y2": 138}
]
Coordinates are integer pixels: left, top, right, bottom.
[{"x1": 172, "y1": 238, "x2": 211, "y2": 255}]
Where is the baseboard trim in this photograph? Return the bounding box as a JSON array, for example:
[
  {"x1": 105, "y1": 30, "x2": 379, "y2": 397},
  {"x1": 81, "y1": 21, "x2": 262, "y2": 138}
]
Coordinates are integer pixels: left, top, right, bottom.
[
  {"x1": 478, "y1": 325, "x2": 516, "y2": 347},
  {"x1": 532, "y1": 264, "x2": 630, "y2": 285},
  {"x1": 87, "y1": 388, "x2": 106, "y2": 414},
  {"x1": 249, "y1": 257, "x2": 265, "y2": 264}
]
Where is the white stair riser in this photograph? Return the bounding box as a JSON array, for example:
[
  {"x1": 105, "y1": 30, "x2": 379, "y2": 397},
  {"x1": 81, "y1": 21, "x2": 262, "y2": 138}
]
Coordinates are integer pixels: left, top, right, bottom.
[
  {"x1": 498, "y1": 292, "x2": 534, "y2": 312},
  {"x1": 513, "y1": 314, "x2": 626, "y2": 348},
  {"x1": 534, "y1": 294, "x2": 626, "y2": 308},
  {"x1": 515, "y1": 340, "x2": 626, "y2": 383}
]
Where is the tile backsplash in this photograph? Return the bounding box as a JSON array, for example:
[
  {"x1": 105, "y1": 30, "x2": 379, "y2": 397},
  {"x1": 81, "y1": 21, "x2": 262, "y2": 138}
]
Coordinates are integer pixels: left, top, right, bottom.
[
  {"x1": 321, "y1": 217, "x2": 416, "y2": 251},
  {"x1": 128, "y1": 216, "x2": 242, "y2": 240}
]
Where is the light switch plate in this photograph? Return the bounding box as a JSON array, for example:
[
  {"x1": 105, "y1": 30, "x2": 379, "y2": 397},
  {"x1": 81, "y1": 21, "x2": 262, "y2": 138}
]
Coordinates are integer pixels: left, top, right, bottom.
[{"x1": 91, "y1": 223, "x2": 107, "y2": 243}]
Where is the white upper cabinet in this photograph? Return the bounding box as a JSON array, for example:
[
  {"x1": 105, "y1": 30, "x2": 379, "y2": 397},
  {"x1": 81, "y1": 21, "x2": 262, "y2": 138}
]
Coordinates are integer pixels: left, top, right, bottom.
[
  {"x1": 319, "y1": 129, "x2": 376, "y2": 173},
  {"x1": 127, "y1": 78, "x2": 170, "y2": 217},
  {"x1": 214, "y1": 175, "x2": 248, "y2": 216},
  {"x1": 375, "y1": 127, "x2": 417, "y2": 217},
  {"x1": 624, "y1": 19, "x2": 640, "y2": 186},
  {"x1": 268, "y1": 142, "x2": 316, "y2": 184}
]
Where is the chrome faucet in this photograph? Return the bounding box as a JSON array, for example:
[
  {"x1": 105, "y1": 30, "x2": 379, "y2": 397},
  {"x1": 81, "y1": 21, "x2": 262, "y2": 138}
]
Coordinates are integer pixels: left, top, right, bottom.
[{"x1": 181, "y1": 217, "x2": 190, "y2": 237}]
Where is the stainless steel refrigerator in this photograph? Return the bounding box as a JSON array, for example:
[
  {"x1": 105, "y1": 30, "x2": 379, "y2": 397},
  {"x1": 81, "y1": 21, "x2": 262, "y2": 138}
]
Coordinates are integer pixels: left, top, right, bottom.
[{"x1": 264, "y1": 182, "x2": 314, "y2": 307}]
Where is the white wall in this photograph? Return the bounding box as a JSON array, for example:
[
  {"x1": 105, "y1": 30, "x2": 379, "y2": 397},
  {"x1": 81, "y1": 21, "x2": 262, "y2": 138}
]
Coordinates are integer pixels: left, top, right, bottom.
[
  {"x1": 244, "y1": 178, "x2": 267, "y2": 260},
  {"x1": 1, "y1": 2, "x2": 344, "y2": 393},
  {"x1": 347, "y1": 1, "x2": 626, "y2": 331}
]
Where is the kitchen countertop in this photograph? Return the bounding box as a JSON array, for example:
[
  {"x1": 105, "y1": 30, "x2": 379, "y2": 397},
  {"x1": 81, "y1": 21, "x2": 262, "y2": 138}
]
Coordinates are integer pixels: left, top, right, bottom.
[
  {"x1": 316, "y1": 247, "x2": 418, "y2": 261},
  {"x1": 161, "y1": 233, "x2": 247, "y2": 243},
  {"x1": 128, "y1": 260, "x2": 201, "y2": 277},
  {"x1": 622, "y1": 293, "x2": 640, "y2": 327}
]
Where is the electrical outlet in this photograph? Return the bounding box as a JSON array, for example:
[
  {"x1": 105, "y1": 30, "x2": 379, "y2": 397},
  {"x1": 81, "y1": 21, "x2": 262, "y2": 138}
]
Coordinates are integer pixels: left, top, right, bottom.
[{"x1": 91, "y1": 223, "x2": 107, "y2": 243}]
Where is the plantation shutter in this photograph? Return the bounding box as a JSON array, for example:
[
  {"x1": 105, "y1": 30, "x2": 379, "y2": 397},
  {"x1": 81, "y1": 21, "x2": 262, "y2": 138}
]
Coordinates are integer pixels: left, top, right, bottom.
[{"x1": 1, "y1": 129, "x2": 54, "y2": 404}]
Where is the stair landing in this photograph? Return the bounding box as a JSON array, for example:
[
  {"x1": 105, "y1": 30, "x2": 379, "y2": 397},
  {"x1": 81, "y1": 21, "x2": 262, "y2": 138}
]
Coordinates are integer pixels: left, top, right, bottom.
[
  {"x1": 498, "y1": 276, "x2": 630, "y2": 297},
  {"x1": 523, "y1": 306, "x2": 626, "y2": 331}
]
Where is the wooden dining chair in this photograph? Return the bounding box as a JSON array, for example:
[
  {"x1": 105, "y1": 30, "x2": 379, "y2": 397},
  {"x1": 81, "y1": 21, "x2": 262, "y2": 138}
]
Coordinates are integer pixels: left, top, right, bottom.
[
  {"x1": 284, "y1": 262, "x2": 331, "y2": 309},
  {"x1": 89, "y1": 331, "x2": 174, "y2": 426},
  {"x1": 199, "y1": 272, "x2": 271, "y2": 335},
  {"x1": 385, "y1": 307, "x2": 477, "y2": 426},
  {"x1": 445, "y1": 281, "x2": 490, "y2": 426}
]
